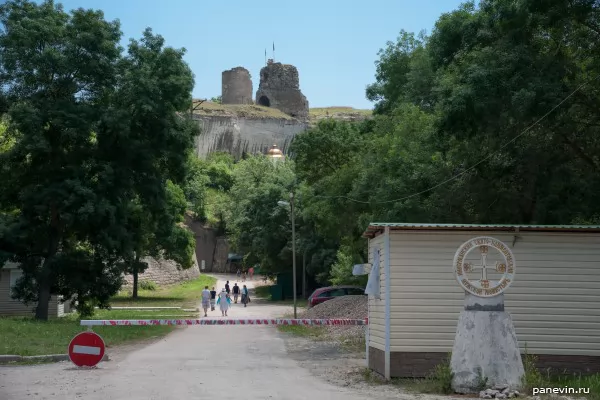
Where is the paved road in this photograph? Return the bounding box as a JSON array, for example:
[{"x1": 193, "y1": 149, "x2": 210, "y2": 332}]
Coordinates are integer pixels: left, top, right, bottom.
[{"x1": 0, "y1": 274, "x2": 398, "y2": 400}]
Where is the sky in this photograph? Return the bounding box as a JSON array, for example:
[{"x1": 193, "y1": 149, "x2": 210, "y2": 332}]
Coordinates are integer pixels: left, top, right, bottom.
[{"x1": 43, "y1": 0, "x2": 465, "y2": 109}]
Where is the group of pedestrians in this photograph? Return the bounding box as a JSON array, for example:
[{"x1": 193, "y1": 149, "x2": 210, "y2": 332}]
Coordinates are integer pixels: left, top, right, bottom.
[
  {"x1": 200, "y1": 280, "x2": 250, "y2": 317},
  {"x1": 235, "y1": 266, "x2": 255, "y2": 282}
]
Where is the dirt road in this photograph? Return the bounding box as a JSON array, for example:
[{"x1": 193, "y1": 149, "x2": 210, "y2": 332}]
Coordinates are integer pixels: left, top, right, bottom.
[{"x1": 0, "y1": 274, "x2": 410, "y2": 400}]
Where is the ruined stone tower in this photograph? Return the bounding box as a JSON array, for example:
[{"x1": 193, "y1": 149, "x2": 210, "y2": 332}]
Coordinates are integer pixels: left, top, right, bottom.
[
  {"x1": 255, "y1": 61, "x2": 309, "y2": 119},
  {"x1": 222, "y1": 67, "x2": 253, "y2": 104}
]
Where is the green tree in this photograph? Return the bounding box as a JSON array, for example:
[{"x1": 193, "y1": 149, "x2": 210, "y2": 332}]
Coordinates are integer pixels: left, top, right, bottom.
[
  {"x1": 329, "y1": 244, "x2": 368, "y2": 287},
  {"x1": 210, "y1": 95, "x2": 222, "y2": 104},
  {"x1": 0, "y1": 2, "x2": 199, "y2": 319},
  {"x1": 225, "y1": 155, "x2": 297, "y2": 275},
  {"x1": 290, "y1": 119, "x2": 374, "y2": 283},
  {"x1": 0, "y1": 0, "x2": 124, "y2": 320},
  {"x1": 183, "y1": 153, "x2": 210, "y2": 221},
  {"x1": 102, "y1": 28, "x2": 198, "y2": 300},
  {"x1": 122, "y1": 181, "x2": 194, "y2": 299}
]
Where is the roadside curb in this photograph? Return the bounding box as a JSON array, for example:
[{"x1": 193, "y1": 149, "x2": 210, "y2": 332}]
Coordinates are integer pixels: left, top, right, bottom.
[{"x1": 0, "y1": 353, "x2": 110, "y2": 364}]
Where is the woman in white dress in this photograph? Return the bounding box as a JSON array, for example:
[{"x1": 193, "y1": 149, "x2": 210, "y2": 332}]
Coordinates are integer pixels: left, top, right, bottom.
[{"x1": 217, "y1": 288, "x2": 231, "y2": 316}]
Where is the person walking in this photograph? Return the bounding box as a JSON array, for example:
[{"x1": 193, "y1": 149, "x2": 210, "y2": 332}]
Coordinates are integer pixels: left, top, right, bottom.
[
  {"x1": 216, "y1": 288, "x2": 231, "y2": 316},
  {"x1": 201, "y1": 286, "x2": 211, "y2": 317},
  {"x1": 236, "y1": 269, "x2": 241, "y2": 279},
  {"x1": 242, "y1": 272, "x2": 246, "y2": 282},
  {"x1": 249, "y1": 266, "x2": 254, "y2": 280},
  {"x1": 241, "y1": 285, "x2": 249, "y2": 308},
  {"x1": 209, "y1": 287, "x2": 217, "y2": 311},
  {"x1": 232, "y1": 283, "x2": 240, "y2": 303},
  {"x1": 225, "y1": 281, "x2": 230, "y2": 295}
]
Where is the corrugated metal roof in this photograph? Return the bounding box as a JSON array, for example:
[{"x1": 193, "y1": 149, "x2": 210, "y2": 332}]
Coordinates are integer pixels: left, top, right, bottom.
[{"x1": 362, "y1": 223, "x2": 600, "y2": 238}]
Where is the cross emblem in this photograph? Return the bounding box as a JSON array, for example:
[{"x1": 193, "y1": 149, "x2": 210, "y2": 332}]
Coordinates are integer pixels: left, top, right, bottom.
[{"x1": 463, "y1": 246, "x2": 507, "y2": 289}]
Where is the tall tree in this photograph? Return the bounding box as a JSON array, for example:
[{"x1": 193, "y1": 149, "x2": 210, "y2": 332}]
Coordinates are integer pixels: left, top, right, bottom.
[
  {"x1": 225, "y1": 155, "x2": 297, "y2": 275},
  {"x1": 124, "y1": 181, "x2": 195, "y2": 299},
  {"x1": 101, "y1": 28, "x2": 198, "y2": 300},
  {"x1": 0, "y1": 0, "x2": 124, "y2": 320},
  {"x1": 0, "y1": 3, "x2": 199, "y2": 319}
]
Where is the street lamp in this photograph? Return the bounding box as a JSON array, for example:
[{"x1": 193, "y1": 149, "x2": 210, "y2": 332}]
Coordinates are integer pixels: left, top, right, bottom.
[{"x1": 277, "y1": 191, "x2": 297, "y2": 319}]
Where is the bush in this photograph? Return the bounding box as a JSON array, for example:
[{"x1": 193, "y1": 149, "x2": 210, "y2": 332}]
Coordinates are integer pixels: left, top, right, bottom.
[
  {"x1": 398, "y1": 352, "x2": 454, "y2": 394},
  {"x1": 140, "y1": 280, "x2": 157, "y2": 291}
]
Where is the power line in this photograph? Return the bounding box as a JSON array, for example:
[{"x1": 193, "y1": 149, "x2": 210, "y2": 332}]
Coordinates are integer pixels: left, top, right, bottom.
[{"x1": 311, "y1": 74, "x2": 599, "y2": 205}]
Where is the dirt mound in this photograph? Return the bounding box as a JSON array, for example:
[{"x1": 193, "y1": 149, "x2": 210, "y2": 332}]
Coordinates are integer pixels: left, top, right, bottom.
[{"x1": 301, "y1": 296, "x2": 367, "y2": 345}]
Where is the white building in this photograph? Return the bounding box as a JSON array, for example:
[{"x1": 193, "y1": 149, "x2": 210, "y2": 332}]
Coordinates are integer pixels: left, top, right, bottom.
[
  {"x1": 0, "y1": 262, "x2": 68, "y2": 317},
  {"x1": 363, "y1": 223, "x2": 600, "y2": 380}
]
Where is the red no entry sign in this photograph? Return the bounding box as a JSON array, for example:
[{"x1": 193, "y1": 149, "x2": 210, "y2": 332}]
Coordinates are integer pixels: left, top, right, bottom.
[{"x1": 68, "y1": 331, "x2": 106, "y2": 367}]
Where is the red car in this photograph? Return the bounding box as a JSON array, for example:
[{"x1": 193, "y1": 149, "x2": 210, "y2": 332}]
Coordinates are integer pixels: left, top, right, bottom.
[{"x1": 307, "y1": 285, "x2": 365, "y2": 308}]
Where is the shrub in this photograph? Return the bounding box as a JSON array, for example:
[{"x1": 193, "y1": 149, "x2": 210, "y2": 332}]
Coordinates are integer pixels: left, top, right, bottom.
[{"x1": 140, "y1": 280, "x2": 157, "y2": 291}]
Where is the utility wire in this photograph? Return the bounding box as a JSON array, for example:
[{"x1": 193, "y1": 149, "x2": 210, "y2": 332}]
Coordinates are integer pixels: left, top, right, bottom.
[{"x1": 310, "y1": 75, "x2": 599, "y2": 205}]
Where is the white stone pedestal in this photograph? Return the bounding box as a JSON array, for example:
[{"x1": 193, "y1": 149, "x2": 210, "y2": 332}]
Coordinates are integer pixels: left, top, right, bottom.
[{"x1": 451, "y1": 292, "x2": 524, "y2": 393}]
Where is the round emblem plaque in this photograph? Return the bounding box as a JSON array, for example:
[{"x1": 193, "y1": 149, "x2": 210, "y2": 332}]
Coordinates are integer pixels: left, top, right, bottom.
[{"x1": 453, "y1": 236, "x2": 516, "y2": 298}]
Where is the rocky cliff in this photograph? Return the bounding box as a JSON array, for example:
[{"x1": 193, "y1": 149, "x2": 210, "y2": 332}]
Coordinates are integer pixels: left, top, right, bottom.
[{"x1": 192, "y1": 101, "x2": 308, "y2": 159}]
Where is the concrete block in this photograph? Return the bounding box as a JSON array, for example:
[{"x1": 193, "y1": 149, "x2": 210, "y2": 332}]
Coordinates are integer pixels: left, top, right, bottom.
[{"x1": 451, "y1": 310, "x2": 524, "y2": 393}]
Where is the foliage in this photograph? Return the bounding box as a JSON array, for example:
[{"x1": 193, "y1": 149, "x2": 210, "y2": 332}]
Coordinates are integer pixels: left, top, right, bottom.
[
  {"x1": 111, "y1": 275, "x2": 217, "y2": 308},
  {"x1": 0, "y1": 1, "x2": 198, "y2": 319},
  {"x1": 284, "y1": 0, "x2": 600, "y2": 289},
  {"x1": 0, "y1": 312, "x2": 175, "y2": 356},
  {"x1": 210, "y1": 95, "x2": 222, "y2": 104},
  {"x1": 224, "y1": 155, "x2": 297, "y2": 274},
  {"x1": 205, "y1": 152, "x2": 235, "y2": 191},
  {"x1": 183, "y1": 154, "x2": 210, "y2": 221},
  {"x1": 329, "y1": 245, "x2": 368, "y2": 287},
  {"x1": 139, "y1": 280, "x2": 157, "y2": 291},
  {"x1": 398, "y1": 353, "x2": 454, "y2": 394}
]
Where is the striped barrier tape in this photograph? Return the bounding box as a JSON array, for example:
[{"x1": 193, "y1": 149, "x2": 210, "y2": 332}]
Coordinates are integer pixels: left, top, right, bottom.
[{"x1": 80, "y1": 318, "x2": 368, "y2": 326}]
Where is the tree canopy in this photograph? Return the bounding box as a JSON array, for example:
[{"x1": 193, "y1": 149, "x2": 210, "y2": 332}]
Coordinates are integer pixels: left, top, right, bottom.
[
  {"x1": 215, "y1": 0, "x2": 600, "y2": 287},
  {"x1": 0, "y1": 0, "x2": 198, "y2": 319}
]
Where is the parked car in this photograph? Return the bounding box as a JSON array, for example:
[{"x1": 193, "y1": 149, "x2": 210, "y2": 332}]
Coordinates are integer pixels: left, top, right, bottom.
[{"x1": 307, "y1": 285, "x2": 365, "y2": 308}]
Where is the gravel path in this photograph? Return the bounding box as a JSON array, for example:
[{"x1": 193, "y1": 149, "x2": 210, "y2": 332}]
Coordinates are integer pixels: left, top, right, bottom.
[{"x1": 0, "y1": 274, "x2": 426, "y2": 400}]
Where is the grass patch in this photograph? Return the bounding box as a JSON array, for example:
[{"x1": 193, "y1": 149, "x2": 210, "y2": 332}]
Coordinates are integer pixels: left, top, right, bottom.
[
  {"x1": 111, "y1": 275, "x2": 217, "y2": 308},
  {"x1": 193, "y1": 101, "x2": 293, "y2": 120},
  {"x1": 393, "y1": 350, "x2": 599, "y2": 400},
  {"x1": 521, "y1": 352, "x2": 600, "y2": 400},
  {"x1": 277, "y1": 324, "x2": 326, "y2": 339},
  {"x1": 254, "y1": 284, "x2": 271, "y2": 299},
  {"x1": 396, "y1": 353, "x2": 454, "y2": 394},
  {"x1": 0, "y1": 309, "x2": 188, "y2": 356},
  {"x1": 308, "y1": 107, "x2": 372, "y2": 125},
  {"x1": 94, "y1": 309, "x2": 197, "y2": 318}
]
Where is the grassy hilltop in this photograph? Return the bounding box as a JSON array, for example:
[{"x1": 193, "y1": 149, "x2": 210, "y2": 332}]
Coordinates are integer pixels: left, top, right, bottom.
[{"x1": 192, "y1": 101, "x2": 372, "y2": 125}]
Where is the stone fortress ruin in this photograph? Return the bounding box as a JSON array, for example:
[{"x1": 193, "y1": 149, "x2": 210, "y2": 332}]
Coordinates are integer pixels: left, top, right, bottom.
[
  {"x1": 221, "y1": 67, "x2": 253, "y2": 105},
  {"x1": 221, "y1": 60, "x2": 309, "y2": 119},
  {"x1": 193, "y1": 60, "x2": 310, "y2": 159}
]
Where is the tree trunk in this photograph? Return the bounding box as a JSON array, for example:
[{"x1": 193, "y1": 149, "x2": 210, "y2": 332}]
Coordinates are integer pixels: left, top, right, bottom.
[
  {"x1": 132, "y1": 255, "x2": 140, "y2": 299},
  {"x1": 35, "y1": 280, "x2": 52, "y2": 321},
  {"x1": 35, "y1": 238, "x2": 59, "y2": 321}
]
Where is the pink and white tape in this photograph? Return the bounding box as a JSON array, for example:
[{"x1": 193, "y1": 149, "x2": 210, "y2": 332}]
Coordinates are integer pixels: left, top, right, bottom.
[{"x1": 80, "y1": 318, "x2": 367, "y2": 326}]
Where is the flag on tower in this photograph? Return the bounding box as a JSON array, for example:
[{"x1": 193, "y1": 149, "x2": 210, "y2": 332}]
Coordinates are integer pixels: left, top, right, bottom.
[{"x1": 273, "y1": 42, "x2": 275, "y2": 52}]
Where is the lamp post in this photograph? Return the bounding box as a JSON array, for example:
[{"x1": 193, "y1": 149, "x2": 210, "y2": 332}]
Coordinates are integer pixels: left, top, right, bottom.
[{"x1": 277, "y1": 192, "x2": 297, "y2": 318}]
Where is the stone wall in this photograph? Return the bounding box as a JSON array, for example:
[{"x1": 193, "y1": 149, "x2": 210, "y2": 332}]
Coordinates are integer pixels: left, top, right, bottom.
[
  {"x1": 222, "y1": 67, "x2": 253, "y2": 105},
  {"x1": 255, "y1": 62, "x2": 309, "y2": 119},
  {"x1": 122, "y1": 251, "x2": 200, "y2": 288},
  {"x1": 212, "y1": 237, "x2": 231, "y2": 273},
  {"x1": 185, "y1": 214, "x2": 217, "y2": 271},
  {"x1": 193, "y1": 114, "x2": 307, "y2": 160}
]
